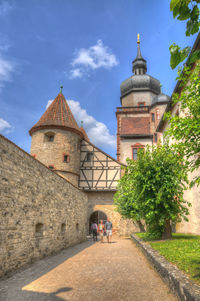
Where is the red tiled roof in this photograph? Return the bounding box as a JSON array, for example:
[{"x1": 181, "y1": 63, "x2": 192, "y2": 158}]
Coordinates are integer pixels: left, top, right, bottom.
[
  {"x1": 29, "y1": 93, "x2": 83, "y2": 136},
  {"x1": 120, "y1": 117, "x2": 150, "y2": 135}
]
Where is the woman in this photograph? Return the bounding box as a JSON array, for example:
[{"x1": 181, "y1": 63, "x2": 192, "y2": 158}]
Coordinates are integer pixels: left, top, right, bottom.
[{"x1": 98, "y1": 219, "x2": 105, "y2": 243}]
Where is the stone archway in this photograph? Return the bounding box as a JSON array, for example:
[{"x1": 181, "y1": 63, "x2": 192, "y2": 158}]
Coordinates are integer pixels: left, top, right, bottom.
[{"x1": 89, "y1": 210, "x2": 107, "y2": 234}]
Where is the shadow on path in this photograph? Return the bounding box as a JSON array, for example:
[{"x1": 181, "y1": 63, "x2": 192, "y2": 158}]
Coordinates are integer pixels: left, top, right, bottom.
[{"x1": 0, "y1": 239, "x2": 95, "y2": 300}]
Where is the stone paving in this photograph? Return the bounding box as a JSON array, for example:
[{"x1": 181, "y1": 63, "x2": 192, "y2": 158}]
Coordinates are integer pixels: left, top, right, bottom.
[{"x1": 0, "y1": 236, "x2": 177, "y2": 301}]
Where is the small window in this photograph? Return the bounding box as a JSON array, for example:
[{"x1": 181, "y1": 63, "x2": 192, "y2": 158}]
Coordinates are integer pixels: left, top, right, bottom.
[
  {"x1": 63, "y1": 154, "x2": 70, "y2": 163},
  {"x1": 44, "y1": 132, "x2": 55, "y2": 142},
  {"x1": 151, "y1": 113, "x2": 155, "y2": 122},
  {"x1": 133, "y1": 148, "x2": 138, "y2": 160},
  {"x1": 48, "y1": 165, "x2": 54, "y2": 170},
  {"x1": 76, "y1": 223, "x2": 79, "y2": 231},
  {"x1": 32, "y1": 154, "x2": 36, "y2": 158},
  {"x1": 61, "y1": 223, "x2": 66, "y2": 234},
  {"x1": 86, "y1": 152, "x2": 93, "y2": 162},
  {"x1": 138, "y1": 102, "x2": 145, "y2": 107},
  {"x1": 35, "y1": 223, "x2": 44, "y2": 237},
  {"x1": 155, "y1": 133, "x2": 158, "y2": 143}
]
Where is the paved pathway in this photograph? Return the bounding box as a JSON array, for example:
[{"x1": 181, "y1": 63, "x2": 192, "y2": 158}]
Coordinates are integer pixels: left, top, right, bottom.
[{"x1": 0, "y1": 237, "x2": 177, "y2": 301}]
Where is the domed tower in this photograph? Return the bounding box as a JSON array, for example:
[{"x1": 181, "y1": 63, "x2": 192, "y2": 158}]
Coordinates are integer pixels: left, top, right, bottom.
[
  {"x1": 29, "y1": 87, "x2": 84, "y2": 186},
  {"x1": 116, "y1": 34, "x2": 169, "y2": 164}
]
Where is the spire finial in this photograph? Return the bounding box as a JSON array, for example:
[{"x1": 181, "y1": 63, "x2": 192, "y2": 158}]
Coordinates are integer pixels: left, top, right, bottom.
[
  {"x1": 60, "y1": 85, "x2": 63, "y2": 93},
  {"x1": 137, "y1": 33, "x2": 140, "y2": 44},
  {"x1": 81, "y1": 120, "x2": 83, "y2": 127}
]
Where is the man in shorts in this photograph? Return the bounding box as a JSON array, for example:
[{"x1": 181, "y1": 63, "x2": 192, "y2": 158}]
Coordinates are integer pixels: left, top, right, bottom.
[{"x1": 105, "y1": 218, "x2": 112, "y2": 243}]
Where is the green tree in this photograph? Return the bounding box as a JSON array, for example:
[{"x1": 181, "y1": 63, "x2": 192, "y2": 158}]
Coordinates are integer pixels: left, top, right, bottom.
[
  {"x1": 165, "y1": 63, "x2": 200, "y2": 186},
  {"x1": 114, "y1": 144, "x2": 190, "y2": 239},
  {"x1": 169, "y1": 0, "x2": 200, "y2": 69}
]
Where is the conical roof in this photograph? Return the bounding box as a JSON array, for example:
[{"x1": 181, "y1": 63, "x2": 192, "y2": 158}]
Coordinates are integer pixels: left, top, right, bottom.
[{"x1": 29, "y1": 92, "x2": 83, "y2": 137}]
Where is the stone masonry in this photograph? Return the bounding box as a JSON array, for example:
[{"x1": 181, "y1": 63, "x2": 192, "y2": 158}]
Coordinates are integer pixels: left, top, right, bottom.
[{"x1": 0, "y1": 134, "x2": 88, "y2": 278}]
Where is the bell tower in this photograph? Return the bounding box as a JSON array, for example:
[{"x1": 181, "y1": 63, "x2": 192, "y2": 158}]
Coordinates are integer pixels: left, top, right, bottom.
[{"x1": 29, "y1": 87, "x2": 84, "y2": 186}]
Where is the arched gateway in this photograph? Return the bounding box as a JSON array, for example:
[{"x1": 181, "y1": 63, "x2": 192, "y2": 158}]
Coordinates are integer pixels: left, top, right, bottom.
[{"x1": 89, "y1": 211, "x2": 107, "y2": 233}]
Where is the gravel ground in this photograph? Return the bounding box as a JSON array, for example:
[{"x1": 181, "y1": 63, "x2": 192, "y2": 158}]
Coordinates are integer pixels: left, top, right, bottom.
[{"x1": 0, "y1": 236, "x2": 177, "y2": 301}]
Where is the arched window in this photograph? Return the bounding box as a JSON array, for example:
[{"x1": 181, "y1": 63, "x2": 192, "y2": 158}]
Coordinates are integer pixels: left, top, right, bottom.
[
  {"x1": 35, "y1": 223, "x2": 44, "y2": 237},
  {"x1": 44, "y1": 132, "x2": 55, "y2": 142}
]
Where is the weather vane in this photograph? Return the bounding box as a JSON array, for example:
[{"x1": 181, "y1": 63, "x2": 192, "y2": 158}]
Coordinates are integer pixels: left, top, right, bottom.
[
  {"x1": 81, "y1": 120, "x2": 83, "y2": 127},
  {"x1": 137, "y1": 33, "x2": 140, "y2": 44},
  {"x1": 60, "y1": 85, "x2": 63, "y2": 93}
]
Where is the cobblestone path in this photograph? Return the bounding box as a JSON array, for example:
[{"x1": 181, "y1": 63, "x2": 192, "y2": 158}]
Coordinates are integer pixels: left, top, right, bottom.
[{"x1": 0, "y1": 237, "x2": 177, "y2": 301}]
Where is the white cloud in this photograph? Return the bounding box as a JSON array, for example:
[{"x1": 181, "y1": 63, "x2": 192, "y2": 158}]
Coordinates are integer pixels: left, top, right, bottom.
[
  {"x1": 46, "y1": 99, "x2": 116, "y2": 150},
  {"x1": 0, "y1": 1, "x2": 12, "y2": 16},
  {"x1": 46, "y1": 99, "x2": 53, "y2": 109},
  {"x1": 68, "y1": 99, "x2": 116, "y2": 149},
  {"x1": 70, "y1": 40, "x2": 119, "y2": 79},
  {"x1": 0, "y1": 117, "x2": 13, "y2": 134},
  {"x1": 0, "y1": 56, "x2": 15, "y2": 90}
]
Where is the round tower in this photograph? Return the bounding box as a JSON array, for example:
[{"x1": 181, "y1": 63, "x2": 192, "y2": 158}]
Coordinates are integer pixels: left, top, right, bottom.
[{"x1": 29, "y1": 87, "x2": 84, "y2": 186}]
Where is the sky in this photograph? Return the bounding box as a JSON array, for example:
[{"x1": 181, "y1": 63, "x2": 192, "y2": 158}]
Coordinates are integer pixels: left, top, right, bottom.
[{"x1": 0, "y1": 0, "x2": 198, "y2": 158}]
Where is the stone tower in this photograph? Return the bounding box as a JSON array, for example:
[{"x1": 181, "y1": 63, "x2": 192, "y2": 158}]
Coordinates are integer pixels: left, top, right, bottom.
[
  {"x1": 116, "y1": 34, "x2": 170, "y2": 164},
  {"x1": 29, "y1": 88, "x2": 84, "y2": 186}
]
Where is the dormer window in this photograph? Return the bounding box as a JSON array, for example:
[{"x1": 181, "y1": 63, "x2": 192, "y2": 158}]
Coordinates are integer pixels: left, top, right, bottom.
[{"x1": 44, "y1": 132, "x2": 55, "y2": 142}]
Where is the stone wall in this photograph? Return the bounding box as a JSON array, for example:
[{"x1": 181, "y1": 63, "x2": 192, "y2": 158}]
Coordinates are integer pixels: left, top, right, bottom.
[
  {"x1": 87, "y1": 191, "x2": 140, "y2": 236},
  {"x1": 0, "y1": 134, "x2": 88, "y2": 278}
]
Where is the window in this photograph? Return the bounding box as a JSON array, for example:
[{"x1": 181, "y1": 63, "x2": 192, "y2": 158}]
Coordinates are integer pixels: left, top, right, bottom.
[
  {"x1": 76, "y1": 223, "x2": 79, "y2": 231},
  {"x1": 133, "y1": 148, "x2": 138, "y2": 160},
  {"x1": 48, "y1": 165, "x2": 54, "y2": 170},
  {"x1": 35, "y1": 223, "x2": 44, "y2": 237},
  {"x1": 61, "y1": 223, "x2": 66, "y2": 234},
  {"x1": 138, "y1": 102, "x2": 145, "y2": 107},
  {"x1": 155, "y1": 133, "x2": 158, "y2": 143},
  {"x1": 151, "y1": 113, "x2": 155, "y2": 122},
  {"x1": 63, "y1": 154, "x2": 70, "y2": 163},
  {"x1": 44, "y1": 132, "x2": 55, "y2": 142},
  {"x1": 86, "y1": 152, "x2": 93, "y2": 162}
]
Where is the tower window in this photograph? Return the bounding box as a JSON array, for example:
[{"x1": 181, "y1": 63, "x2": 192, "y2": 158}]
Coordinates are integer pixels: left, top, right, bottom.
[
  {"x1": 63, "y1": 154, "x2": 70, "y2": 163},
  {"x1": 48, "y1": 165, "x2": 54, "y2": 170},
  {"x1": 151, "y1": 113, "x2": 155, "y2": 122},
  {"x1": 44, "y1": 132, "x2": 55, "y2": 142},
  {"x1": 35, "y1": 223, "x2": 44, "y2": 237},
  {"x1": 86, "y1": 152, "x2": 93, "y2": 162}
]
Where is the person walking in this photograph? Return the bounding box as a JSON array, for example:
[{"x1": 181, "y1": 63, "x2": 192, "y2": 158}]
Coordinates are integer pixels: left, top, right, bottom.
[
  {"x1": 91, "y1": 221, "x2": 98, "y2": 241},
  {"x1": 98, "y1": 219, "x2": 105, "y2": 243},
  {"x1": 105, "y1": 218, "x2": 112, "y2": 243}
]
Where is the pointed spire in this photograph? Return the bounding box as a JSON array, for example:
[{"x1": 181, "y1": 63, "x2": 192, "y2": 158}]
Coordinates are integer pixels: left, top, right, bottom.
[
  {"x1": 132, "y1": 33, "x2": 147, "y2": 75},
  {"x1": 29, "y1": 92, "x2": 83, "y2": 138}
]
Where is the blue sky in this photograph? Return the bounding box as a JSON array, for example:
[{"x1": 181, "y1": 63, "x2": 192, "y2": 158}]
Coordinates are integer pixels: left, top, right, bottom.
[{"x1": 0, "y1": 0, "x2": 198, "y2": 158}]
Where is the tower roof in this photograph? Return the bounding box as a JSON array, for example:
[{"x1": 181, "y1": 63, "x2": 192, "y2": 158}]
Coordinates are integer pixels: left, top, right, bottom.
[
  {"x1": 132, "y1": 33, "x2": 147, "y2": 74},
  {"x1": 29, "y1": 92, "x2": 83, "y2": 137}
]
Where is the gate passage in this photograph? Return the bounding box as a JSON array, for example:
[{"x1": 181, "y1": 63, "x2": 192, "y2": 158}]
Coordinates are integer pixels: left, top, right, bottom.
[{"x1": 89, "y1": 211, "x2": 107, "y2": 233}]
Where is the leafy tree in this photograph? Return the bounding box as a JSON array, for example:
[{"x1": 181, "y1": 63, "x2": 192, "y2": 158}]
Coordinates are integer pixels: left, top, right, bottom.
[
  {"x1": 169, "y1": 0, "x2": 200, "y2": 69},
  {"x1": 114, "y1": 144, "x2": 190, "y2": 239},
  {"x1": 165, "y1": 63, "x2": 200, "y2": 186}
]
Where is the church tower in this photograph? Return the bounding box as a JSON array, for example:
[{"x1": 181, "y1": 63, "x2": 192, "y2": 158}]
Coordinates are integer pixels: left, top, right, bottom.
[
  {"x1": 29, "y1": 87, "x2": 84, "y2": 186},
  {"x1": 116, "y1": 34, "x2": 170, "y2": 164}
]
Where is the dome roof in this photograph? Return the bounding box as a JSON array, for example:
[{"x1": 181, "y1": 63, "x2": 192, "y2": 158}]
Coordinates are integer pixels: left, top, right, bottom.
[
  {"x1": 152, "y1": 93, "x2": 170, "y2": 105},
  {"x1": 120, "y1": 74, "x2": 161, "y2": 97}
]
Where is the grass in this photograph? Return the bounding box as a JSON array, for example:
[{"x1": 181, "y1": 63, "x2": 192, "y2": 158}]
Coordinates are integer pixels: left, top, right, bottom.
[{"x1": 136, "y1": 233, "x2": 200, "y2": 285}]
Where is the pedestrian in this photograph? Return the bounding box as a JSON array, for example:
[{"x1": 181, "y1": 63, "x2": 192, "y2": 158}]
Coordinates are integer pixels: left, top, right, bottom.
[
  {"x1": 105, "y1": 218, "x2": 112, "y2": 243},
  {"x1": 98, "y1": 219, "x2": 105, "y2": 243},
  {"x1": 91, "y1": 221, "x2": 98, "y2": 241}
]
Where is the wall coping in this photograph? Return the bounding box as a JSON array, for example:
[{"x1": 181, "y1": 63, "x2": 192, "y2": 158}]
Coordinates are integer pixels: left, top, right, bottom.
[
  {"x1": 131, "y1": 233, "x2": 200, "y2": 301},
  {"x1": 0, "y1": 134, "x2": 81, "y2": 191}
]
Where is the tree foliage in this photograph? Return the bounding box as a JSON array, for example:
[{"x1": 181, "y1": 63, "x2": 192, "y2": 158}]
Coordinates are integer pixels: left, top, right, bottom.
[
  {"x1": 170, "y1": 0, "x2": 200, "y2": 69},
  {"x1": 165, "y1": 63, "x2": 200, "y2": 186},
  {"x1": 114, "y1": 144, "x2": 190, "y2": 239}
]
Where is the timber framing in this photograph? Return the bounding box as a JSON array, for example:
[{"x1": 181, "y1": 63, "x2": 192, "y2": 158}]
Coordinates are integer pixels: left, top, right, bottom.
[{"x1": 79, "y1": 139, "x2": 124, "y2": 191}]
